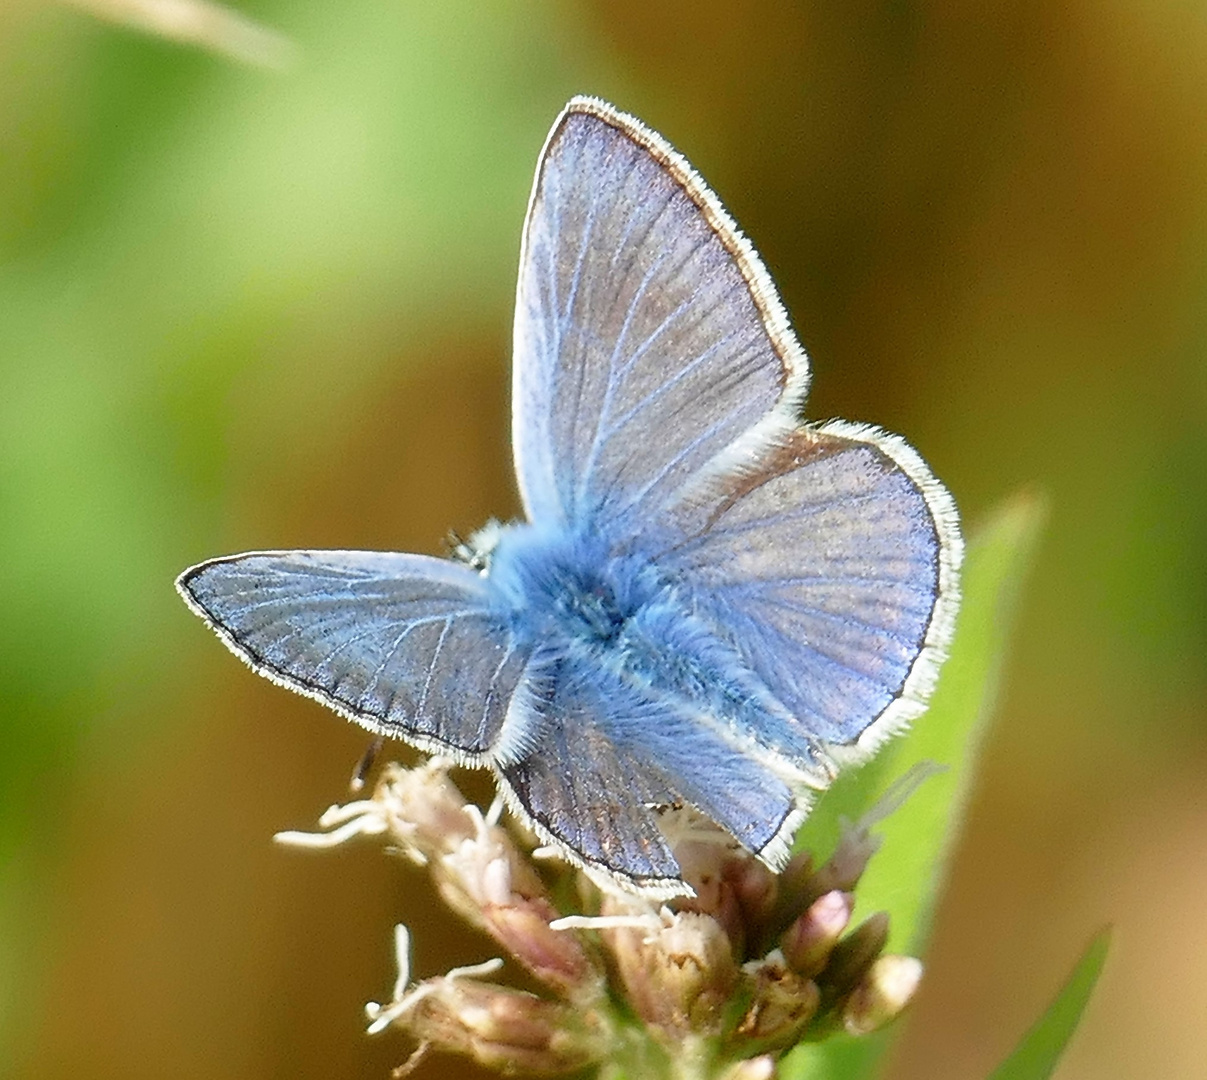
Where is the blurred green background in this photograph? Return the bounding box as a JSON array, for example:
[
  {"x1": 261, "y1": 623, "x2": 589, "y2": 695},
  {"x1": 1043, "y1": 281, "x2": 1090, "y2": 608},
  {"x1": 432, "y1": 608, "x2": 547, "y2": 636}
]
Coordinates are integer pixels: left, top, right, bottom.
[{"x1": 2, "y1": 1, "x2": 1205, "y2": 1077}]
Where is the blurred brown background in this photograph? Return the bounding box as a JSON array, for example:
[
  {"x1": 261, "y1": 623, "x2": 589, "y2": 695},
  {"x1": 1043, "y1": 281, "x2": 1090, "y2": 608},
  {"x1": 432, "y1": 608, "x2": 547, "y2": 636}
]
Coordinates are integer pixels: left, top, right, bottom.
[{"x1": 1, "y1": 1, "x2": 1204, "y2": 1077}]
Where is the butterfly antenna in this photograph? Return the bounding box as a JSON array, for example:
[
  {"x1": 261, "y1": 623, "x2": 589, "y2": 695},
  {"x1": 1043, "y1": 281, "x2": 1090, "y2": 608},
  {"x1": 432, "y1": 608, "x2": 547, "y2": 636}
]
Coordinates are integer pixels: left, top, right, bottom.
[{"x1": 350, "y1": 736, "x2": 385, "y2": 792}]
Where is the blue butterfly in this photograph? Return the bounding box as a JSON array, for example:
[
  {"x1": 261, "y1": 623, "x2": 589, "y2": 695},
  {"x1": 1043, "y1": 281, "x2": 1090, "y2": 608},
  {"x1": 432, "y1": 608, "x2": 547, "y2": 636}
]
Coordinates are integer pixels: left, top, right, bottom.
[{"x1": 177, "y1": 97, "x2": 962, "y2": 898}]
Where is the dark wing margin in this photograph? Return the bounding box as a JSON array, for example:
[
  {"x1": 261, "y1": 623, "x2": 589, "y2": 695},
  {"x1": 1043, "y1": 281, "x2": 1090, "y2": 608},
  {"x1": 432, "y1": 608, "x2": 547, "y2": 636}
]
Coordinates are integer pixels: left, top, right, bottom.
[
  {"x1": 176, "y1": 550, "x2": 528, "y2": 762},
  {"x1": 511, "y1": 96, "x2": 812, "y2": 536},
  {"x1": 654, "y1": 420, "x2": 962, "y2": 762}
]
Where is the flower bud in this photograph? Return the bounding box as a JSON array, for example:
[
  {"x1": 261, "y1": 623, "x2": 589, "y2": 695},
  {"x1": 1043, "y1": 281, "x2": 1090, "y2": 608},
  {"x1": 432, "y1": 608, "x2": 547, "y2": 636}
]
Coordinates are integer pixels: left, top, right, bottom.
[
  {"x1": 675, "y1": 846, "x2": 744, "y2": 939},
  {"x1": 777, "y1": 851, "x2": 814, "y2": 898},
  {"x1": 375, "y1": 759, "x2": 479, "y2": 860},
  {"x1": 436, "y1": 814, "x2": 601, "y2": 998},
  {"x1": 753, "y1": 851, "x2": 814, "y2": 952},
  {"x1": 719, "y1": 1053, "x2": 778, "y2": 1080},
  {"x1": 819, "y1": 911, "x2": 890, "y2": 995},
  {"x1": 485, "y1": 899, "x2": 602, "y2": 999},
  {"x1": 670, "y1": 824, "x2": 781, "y2": 960},
  {"x1": 725, "y1": 854, "x2": 780, "y2": 946},
  {"x1": 780, "y1": 890, "x2": 853, "y2": 978},
  {"x1": 800, "y1": 825, "x2": 880, "y2": 908},
  {"x1": 841, "y1": 954, "x2": 923, "y2": 1035},
  {"x1": 605, "y1": 904, "x2": 740, "y2": 1039},
  {"x1": 731, "y1": 957, "x2": 821, "y2": 1051},
  {"x1": 399, "y1": 976, "x2": 602, "y2": 1074}
]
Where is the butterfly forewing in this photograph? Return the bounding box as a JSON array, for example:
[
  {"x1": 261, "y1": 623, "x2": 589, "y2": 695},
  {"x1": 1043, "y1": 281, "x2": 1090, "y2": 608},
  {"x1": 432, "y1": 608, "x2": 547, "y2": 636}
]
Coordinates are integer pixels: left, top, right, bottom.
[
  {"x1": 511, "y1": 99, "x2": 809, "y2": 535},
  {"x1": 177, "y1": 551, "x2": 528, "y2": 759}
]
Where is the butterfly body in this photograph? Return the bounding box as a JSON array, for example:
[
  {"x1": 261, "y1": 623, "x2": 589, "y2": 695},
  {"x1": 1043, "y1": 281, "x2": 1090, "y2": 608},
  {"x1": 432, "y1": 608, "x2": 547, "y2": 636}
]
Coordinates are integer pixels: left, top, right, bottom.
[
  {"x1": 481, "y1": 517, "x2": 823, "y2": 775},
  {"x1": 485, "y1": 520, "x2": 660, "y2": 654},
  {"x1": 178, "y1": 97, "x2": 962, "y2": 897}
]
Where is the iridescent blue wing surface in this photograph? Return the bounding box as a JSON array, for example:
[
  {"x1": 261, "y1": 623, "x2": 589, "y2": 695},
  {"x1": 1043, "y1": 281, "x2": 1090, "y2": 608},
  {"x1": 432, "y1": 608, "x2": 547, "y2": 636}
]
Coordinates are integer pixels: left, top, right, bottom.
[
  {"x1": 496, "y1": 657, "x2": 800, "y2": 894},
  {"x1": 176, "y1": 552, "x2": 528, "y2": 760},
  {"x1": 654, "y1": 422, "x2": 962, "y2": 762},
  {"x1": 511, "y1": 97, "x2": 810, "y2": 534}
]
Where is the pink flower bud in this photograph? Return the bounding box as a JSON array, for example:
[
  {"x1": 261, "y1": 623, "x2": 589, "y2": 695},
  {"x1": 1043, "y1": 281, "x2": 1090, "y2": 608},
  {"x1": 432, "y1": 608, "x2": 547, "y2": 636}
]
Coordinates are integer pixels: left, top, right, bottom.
[
  {"x1": 402, "y1": 976, "x2": 603, "y2": 1074},
  {"x1": 780, "y1": 890, "x2": 853, "y2": 978}
]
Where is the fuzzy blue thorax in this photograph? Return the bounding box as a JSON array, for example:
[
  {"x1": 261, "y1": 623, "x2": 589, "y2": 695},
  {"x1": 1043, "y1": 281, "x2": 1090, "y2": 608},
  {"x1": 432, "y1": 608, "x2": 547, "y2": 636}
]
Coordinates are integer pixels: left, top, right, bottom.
[
  {"x1": 484, "y1": 522, "x2": 670, "y2": 659},
  {"x1": 480, "y1": 521, "x2": 822, "y2": 775}
]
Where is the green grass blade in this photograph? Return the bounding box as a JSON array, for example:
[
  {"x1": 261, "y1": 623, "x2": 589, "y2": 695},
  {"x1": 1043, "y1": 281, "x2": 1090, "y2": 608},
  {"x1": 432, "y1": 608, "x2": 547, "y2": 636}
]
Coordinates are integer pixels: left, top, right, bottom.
[
  {"x1": 988, "y1": 929, "x2": 1111, "y2": 1080},
  {"x1": 853, "y1": 493, "x2": 1045, "y2": 956}
]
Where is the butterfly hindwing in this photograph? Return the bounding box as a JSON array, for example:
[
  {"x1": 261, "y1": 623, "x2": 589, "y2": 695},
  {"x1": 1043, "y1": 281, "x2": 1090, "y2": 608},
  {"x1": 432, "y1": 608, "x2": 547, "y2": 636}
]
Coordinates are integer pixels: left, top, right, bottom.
[
  {"x1": 655, "y1": 422, "x2": 962, "y2": 760},
  {"x1": 177, "y1": 551, "x2": 528, "y2": 759},
  {"x1": 496, "y1": 656, "x2": 800, "y2": 891}
]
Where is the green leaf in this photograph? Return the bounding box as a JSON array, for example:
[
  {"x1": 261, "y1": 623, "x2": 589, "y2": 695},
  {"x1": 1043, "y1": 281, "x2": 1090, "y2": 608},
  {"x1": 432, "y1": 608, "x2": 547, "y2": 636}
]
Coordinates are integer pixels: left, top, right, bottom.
[
  {"x1": 782, "y1": 492, "x2": 1045, "y2": 1080},
  {"x1": 988, "y1": 929, "x2": 1111, "y2": 1080},
  {"x1": 851, "y1": 493, "x2": 1046, "y2": 956}
]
